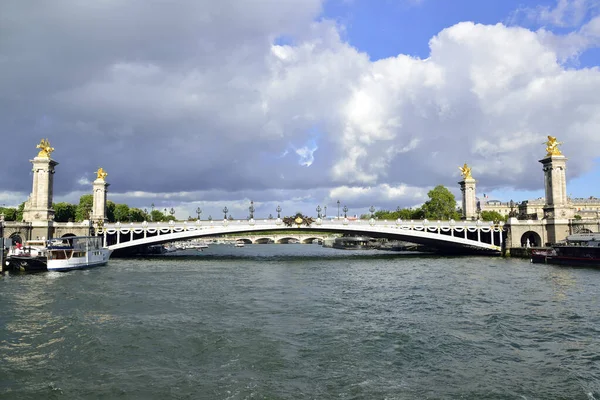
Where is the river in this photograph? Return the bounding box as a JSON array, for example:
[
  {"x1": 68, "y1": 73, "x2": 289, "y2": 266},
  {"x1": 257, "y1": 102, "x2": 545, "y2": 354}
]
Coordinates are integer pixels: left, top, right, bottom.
[{"x1": 1, "y1": 244, "x2": 599, "y2": 399}]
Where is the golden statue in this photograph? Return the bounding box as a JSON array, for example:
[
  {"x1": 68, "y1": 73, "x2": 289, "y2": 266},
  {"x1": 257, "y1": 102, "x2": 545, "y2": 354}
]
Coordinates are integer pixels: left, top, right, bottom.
[
  {"x1": 544, "y1": 135, "x2": 563, "y2": 156},
  {"x1": 36, "y1": 138, "x2": 54, "y2": 158},
  {"x1": 96, "y1": 167, "x2": 108, "y2": 180},
  {"x1": 459, "y1": 163, "x2": 473, "y2": 179}
]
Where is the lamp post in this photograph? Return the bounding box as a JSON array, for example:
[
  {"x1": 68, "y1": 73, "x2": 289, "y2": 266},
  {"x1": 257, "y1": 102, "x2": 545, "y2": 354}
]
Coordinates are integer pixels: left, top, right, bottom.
[
  {"x1": 170, "y1": 208, "x2": 175, "y2": 221},
  {"x1": 316, "y1": 205, "x2": 322, "y2": 218},
  {"x1": 324, "y1": 206, "x2": 327, "y2": 218},
  {"x1": 337, "y1": 200, "x2": 340, "y2": 219},
  {"x1": 150, "y1": 203, "x2": 154, "y2": 221},
  {"x1": 144, "y1": 208, "x2": 148, "y2": 221},
  {"x1": 223, "y1": 206, "x2": 228, "y2": 220},
  {"x1": 369, "y1": 206, "x2": 375, "y2": 218},
  {"x1": 249, "y1": 201, "x2": 255, "y2": 219},
  {"x1": 164, "y1": 208, "x2": 167, "y2": 220},
  {"x1": 343, "y1": 205, "x2": 348, "y2": 218},
  {"x1": 196, "y1": 207, "x2": 202, "y2": 220},
  {"x1": 276, "y1": 205, "x2": 282, "y2": 218}
]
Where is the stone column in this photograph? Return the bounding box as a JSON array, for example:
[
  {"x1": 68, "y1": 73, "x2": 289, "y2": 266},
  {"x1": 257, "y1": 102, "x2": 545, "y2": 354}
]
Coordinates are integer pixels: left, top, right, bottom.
[
  {"x1": 92, "y1": 168, "x2": 109, "y2": 224},
  {"x1": 459, "y1": 178, "x2": 477, "y2": 220},
  {"x1": 539, "y1": 140, "x2": 573, "y2": 244},
  {"x1": 22, "y1": 139, "x2": 58, "y2": 240}
]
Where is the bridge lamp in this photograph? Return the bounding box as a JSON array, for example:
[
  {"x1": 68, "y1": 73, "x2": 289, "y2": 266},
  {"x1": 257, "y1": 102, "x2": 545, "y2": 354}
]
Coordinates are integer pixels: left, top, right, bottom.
[
  {"x1": 208, "y1": 215, "x2": 212, "y2": 221},
  {"x1": 276, "y1": 205, "x2": 282, "y2": 218},
  {"x1": 324, "y1": 206, "x2": 327, "y2": 218},
  {"x1": 223, "y1": 206, "x2": 229, "y2": 220},
  {"x1": 369, "y1": 206, "x2": 375, "y2": 218},
  {"x1": 316, "y1": 205, "x2": 322, "y2": 218},
  {"x1": 249, "y1": 201, "x2": 255, "y2": 219},
  {"x1": 343, "y1": 205, "x2": 348, "y2": 218},
  {"x1": 337, "y1": 200, "x2": 340, "y2": 219},
  {"x1": 196, "y1": 207, "x2": 202, "y2": 220},
  {"x1": 164, "y1": 208, "x2": 167, "y2": 218},
  {"x1": 170, "y1": 208, "x2": 175, "y2": 216}
]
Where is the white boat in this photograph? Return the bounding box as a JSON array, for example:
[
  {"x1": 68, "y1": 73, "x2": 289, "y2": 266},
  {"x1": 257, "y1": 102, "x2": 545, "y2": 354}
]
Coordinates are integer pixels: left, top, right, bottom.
[
  {"x1": 46, "y1": 236, "x2": 112, "y2": 272},
  {"x1": 234, "y1": 241, "x2": 245, "y2": 247}
]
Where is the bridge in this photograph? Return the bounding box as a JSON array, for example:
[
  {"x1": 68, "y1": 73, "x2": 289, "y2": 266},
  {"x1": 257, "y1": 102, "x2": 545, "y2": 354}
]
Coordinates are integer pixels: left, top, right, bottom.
[{"x1": 100, "y1": 217, "x2": 504, "y2": 255}]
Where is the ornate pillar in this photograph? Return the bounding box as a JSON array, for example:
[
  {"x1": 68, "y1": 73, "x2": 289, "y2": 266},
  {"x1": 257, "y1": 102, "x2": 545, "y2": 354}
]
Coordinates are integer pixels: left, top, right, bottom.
[
  {"x1": 22, "y1": 139, "x2": 58, "y2": 239},
  {"x1": 459, "y1": 163, "x2": 477, "y2": 220},
  {"x1": 92, "y1": 168, "x2": 109, "y2": 224},
  {"x1": 540, "y1": 136, "x2": 572, "y2": 244}
]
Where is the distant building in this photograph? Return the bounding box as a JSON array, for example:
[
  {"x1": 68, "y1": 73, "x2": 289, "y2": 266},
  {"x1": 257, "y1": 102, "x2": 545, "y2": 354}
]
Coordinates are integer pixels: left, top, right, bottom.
[{"x1": 483, "y1": 196, "x2": 600, "y2": 220}]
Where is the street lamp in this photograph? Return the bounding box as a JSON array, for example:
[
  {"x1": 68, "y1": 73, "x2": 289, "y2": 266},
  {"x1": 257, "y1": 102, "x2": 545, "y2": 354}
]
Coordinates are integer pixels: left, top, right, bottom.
[
  {"x1": 324, "y1": 206, "x2": 327, "y2": 218},
  {"x1": 343, "y1": 205, "x2": 348, "y2": 218},
  {"x1": 223, "y1": 206, "x2": 228, "y2": 219},
  {"x1": 196, "y1": 207, "x2": 202, "y2": 220},
  {"x1": 337, "y1": 200, "x2": 340, "y2": 219},
  {"x1": 249, "y1": 201, "x2": 255, "y2": 219},
  {"x1": 369, "y1": 206, "x2": 375, "y2": 218},
  {"x1": 170, "y1": 208, "x2": 175, "y2": 220},
  {"x1": 144, "y1": 208, "x2": 148, "y2": 221},
  {"x1": 316, "y1": 205, "x2": 322, "y2": 218},
  {"x1": 276, "y1": 205, "x2": 282, "y2": 218}
]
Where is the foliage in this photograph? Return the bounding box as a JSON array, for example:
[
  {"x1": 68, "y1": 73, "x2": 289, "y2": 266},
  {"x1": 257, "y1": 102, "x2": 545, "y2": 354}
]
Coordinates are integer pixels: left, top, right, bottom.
[
  {"x1": 0, "y1": 207, "x2": 18, "y2": 221},
  {"x1": 150, "y1": 210, "x2": 165, "y2": 222},
  {"x1": 421, "y1": 185, "x2": 461, "y2": 220},
  {"x1": 16, "y1": 202, "x2": 25, "y2": 221},
  {"x1": 75, "y1": 194, "x2": 93, "y2": 221},
  {"x1": 574, "y1": 214, "x2": 582, "y2": 220},
  {"x1": 53, "y1": 202, "x2": 76, "y2": 222},
  {"x1": 106, "y1": 200, "x2": 116, "y2": 222},
  {"x1": 113, "y1": 204, "x2": 130, "y2": 222},
  {"x1": 480, "y1": 210, "x2": 506, "y2": 222}
]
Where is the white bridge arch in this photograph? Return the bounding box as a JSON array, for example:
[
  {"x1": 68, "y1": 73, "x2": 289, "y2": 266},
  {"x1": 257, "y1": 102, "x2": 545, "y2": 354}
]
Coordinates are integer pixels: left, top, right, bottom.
[{"x1": 100, "y1": 218, "x2": 504, "y2": 254}]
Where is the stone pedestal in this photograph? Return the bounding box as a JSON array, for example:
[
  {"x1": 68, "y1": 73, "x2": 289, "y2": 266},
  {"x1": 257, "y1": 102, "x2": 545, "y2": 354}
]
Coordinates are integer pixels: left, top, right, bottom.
[
  {"x1": 540, "y1": 155, "x2": 573, "y2": 243},
  {"x1": 22, "y1": 156, "x2": 58, "y2": 223},
  {"x1": 92, "y1": 178, "x2": 109, "y2": 224},
  {"x1": 459, "y1": 178, "x2": 477, "y2": 220}
]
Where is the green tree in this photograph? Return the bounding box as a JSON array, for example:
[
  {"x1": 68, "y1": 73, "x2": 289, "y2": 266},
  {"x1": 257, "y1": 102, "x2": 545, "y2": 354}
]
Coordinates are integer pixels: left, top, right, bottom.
[
  {"x1": 0, "y1": 207, "x2": 17, "y2": 221},
  {"x1": 129, "y1": 208, "x2": 146, "y2": 222},
  {"x1": 480, "y1": 210, "x2": 506, "y2": 223},
  {"x1": 16, "y1": 202, "x2": 25, "y2": 221},
  {"x1": 150, "y1": 209, "x2": 165, "y2": 222},
  {"x1": 75, "y1": 194, "x2": 94, "y2": 221},
  {"x1": 106, "y1": 200, "x2": 116, "y2": 222},
  {"x1": 421, "y1": 185, "x2": 460, "y2": 220},
  {"x1": 53, "y1": 202, "x2": 77, "y2": 222},
  {"x1": 113, "y1": 204, "x2": 131, "y2": 222}
]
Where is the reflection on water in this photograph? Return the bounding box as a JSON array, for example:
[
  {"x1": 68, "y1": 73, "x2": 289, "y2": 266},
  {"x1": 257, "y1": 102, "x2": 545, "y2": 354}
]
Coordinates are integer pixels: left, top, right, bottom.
[{"x1": 1, "y1": 244, "x2": 600, "y2": 399}]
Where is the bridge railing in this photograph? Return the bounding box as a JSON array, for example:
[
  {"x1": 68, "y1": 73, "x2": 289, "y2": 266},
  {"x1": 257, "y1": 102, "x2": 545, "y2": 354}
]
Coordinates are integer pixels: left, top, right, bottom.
[{"x1": 101, "y1": 217, "x2": 501, "y2": 231}]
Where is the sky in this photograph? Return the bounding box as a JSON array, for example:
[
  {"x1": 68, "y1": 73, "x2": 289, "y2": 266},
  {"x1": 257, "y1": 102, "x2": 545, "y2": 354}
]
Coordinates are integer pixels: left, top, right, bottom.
[{"x1": 1, "y1": 0, "x2": 600, "y2": 220}]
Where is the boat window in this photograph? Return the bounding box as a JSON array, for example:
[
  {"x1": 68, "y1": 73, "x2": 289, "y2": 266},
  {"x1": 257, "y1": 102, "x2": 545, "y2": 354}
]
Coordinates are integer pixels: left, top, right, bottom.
[{"x1": 72, "y1": 251, "x2": 86, "y2": 258}]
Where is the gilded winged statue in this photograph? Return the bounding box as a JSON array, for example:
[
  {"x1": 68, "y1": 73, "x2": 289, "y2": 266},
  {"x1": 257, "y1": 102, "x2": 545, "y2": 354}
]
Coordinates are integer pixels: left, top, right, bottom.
[
  {"x1": 545, "y1": 135, "x2": 563, "y2": 156},
  {"x1": 458, "y1": 163, "x2": 473, "y2": 179},
  {"x1": 96, "y1": 167, "x2": 108, "y2": 180},
  {"x1": 36, "y1": 138, "x2": 54, "y2": 158}
]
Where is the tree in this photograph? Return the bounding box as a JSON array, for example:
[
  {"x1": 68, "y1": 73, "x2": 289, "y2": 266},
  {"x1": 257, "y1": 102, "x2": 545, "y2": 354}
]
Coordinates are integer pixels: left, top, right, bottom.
[
  {"x1": 0, "y1": 207, "x2": 17, "y2": 221},
  {"x1": 16, "y1": 202, "x2": 25, "y2": 221},
  {"x1": 106, "y1": 200, "x2": 116, "y2": 222},
  {"x1": 113, "y1": 204, "x2": 130, "y2": 222},
  {"x1": 53, "y1": 202, "x2": 76, "y2": 222},
  {"x1": 480, "y1": 210, "x2": 506, "y2": 223},
  {"x1": 421, "y1": 185, "x2": 460, "y2": 220},
  {"x1": 150, "y1": 209, "x2": 165, "y2": 222},
  {"x1": 75, "y1": 195, "x2": 93, "y2": 221},
  {"x1": 129, "y1": 207, "x2": 146, "y2": 222}
]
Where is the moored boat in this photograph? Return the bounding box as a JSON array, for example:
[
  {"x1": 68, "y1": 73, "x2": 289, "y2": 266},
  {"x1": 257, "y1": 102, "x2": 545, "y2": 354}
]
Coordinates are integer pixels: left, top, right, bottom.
[
  {"x1": 531, "y1": 233, "x2": 600, "y2": 267},
  {"x1": 5, "y1": 240, "x2": 48, "y2": 272},
  {"x1": 47, "y1": 236, "x2": 112, "y2": 272}
]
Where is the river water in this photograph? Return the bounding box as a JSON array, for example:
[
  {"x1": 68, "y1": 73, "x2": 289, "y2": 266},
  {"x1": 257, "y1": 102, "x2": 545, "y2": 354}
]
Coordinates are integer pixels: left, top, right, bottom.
[{"x1": 1, "y1": 244, "x2": 600, "y2": 399}]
